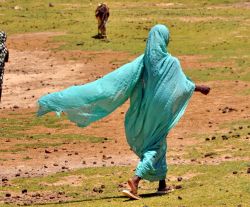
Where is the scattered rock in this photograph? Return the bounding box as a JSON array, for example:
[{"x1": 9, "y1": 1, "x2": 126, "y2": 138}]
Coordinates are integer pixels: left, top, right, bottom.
[
  {"x1": 22, "y1": 189, "x2": 28, "y2": 194},
  {"x1": 221, "y1": 135, "x2": 229, "y2": 140},
  {"x1": 204, "y1": 152, "x2": 216, "y2": 158},
  {"x1": 246, "y1": 168, "x2": 250, "y2": 174},
  {"x1": 15, "y1": 173, "x2": 21, "y2": 177},
  {"x1": 175, "y1": 185, "x2": 182, "y2": 189},
  {"x1": 177, "y1": 196, "x2": 182, "y2": 200},
  {"x1": 177, "y1": 177, "x2": 183, "y2": 182},
  {"x1": 5, "y1": 193, "x2": 11, "y2": 197},
  {"x1": 220, "y1": 107, "x2": 237, "y2": 113},
  {"x1": 76, "y1": 42, "x2": 84, "y2": 46},
  {"x1": 102, "y1": 155, "x2": 112, "y2": 160},
  {"x1": 2, "y1": 178, "x2": 8, "y2": 182},
  {"x1": 14, "y1": 5, "x2": 22, "y2": 10},
  {"x1": 45, "y1": 149, "x2": 51, "y2": 154},
  {"x1": 93, "y1": 187, "x2": 103, "y2": 193},
  {"x1": 233, "y1": 171, "x2": 238, "y2": 174}
]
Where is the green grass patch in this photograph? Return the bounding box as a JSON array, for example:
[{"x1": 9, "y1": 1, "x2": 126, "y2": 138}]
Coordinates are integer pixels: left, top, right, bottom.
[
  {"x1": 0, "y1": 0, "x2": 249, "y2": 81},
  {"x1": 185, "y1": 119, "x2": 250, "y2": 160},
  {"x1": 0, "y1": 112, "x2": 110, "y2": 145},
  {"x1": 1, "y1": 162, "x2": 249, "y2": 206}
]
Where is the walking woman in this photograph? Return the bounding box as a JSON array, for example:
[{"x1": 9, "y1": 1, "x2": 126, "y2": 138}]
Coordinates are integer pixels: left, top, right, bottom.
[{"x1": 37, "y1": 24, "x2": 210, "y2": 199}]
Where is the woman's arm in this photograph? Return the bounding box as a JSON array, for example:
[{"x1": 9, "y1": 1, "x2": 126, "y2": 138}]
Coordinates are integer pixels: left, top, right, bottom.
[{"x1": 195, "y1": 85, "x2": 210, "y2": 95}]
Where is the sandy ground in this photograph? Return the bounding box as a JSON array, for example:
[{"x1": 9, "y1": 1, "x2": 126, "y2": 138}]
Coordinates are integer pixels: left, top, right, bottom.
[{"x1": 0, "y1": 32, "x2": 249, "y2": 180}]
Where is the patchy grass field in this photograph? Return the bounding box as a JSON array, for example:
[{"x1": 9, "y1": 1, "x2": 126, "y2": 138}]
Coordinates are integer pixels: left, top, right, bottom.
[{"x1": 0, "y1": 0, "x2": 249, "y2": 206}]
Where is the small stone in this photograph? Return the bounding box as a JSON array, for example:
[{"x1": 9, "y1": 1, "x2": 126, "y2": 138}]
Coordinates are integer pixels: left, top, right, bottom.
[
  {"x1": 221, "y1": 135, "x2": 228, "y2": 140},
  {"x1": 177, "y1": 177, "x2": 183, "y2": 182},
  {"x1": 22, "y1": 189, "x2": 28, "y2": 194},
  {"x1": 211, "y1": 136, "x2": 216, "y2": 140},
  {"x1": 45, "y1": 149, "x2": 51, "y2": 154},
  {"x1": 247, "y1": 168, "x2": 250, "y2": 174},
  {"x1": 2, "y1": 178, "x2": 8, "y2": 182},
  {"x1": 177, "y1": 196, "x2": 182, "y2": 200},
  {"x1": 204, "y1": 152, "x2": 216, "y2": 158},
  {"x1": 175, "y1": 185, "x2": 182, "y2": 189},
  {"x1": 93, "y1": 187, "x2": 100, "y2": 193},
  {"x1": 13, "y1": 105, "x2": 19, "y2": 109},
  {"x1": 5, "y1": 193, "x2": 11, "y2": 197},
  {"x1": 233, "y1": 171, "x2": 238, "y2": 174}
]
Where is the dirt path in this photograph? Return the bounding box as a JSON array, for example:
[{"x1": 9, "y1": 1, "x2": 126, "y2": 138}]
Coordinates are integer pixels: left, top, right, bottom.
[{"x1": 0, "y1": 32, "x2": 249, "y2": 180}]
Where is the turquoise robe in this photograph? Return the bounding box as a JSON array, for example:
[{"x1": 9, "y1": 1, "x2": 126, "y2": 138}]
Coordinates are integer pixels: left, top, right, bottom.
[{"x1": 37, "y1": 24, "x2": 195, "y2": 181}]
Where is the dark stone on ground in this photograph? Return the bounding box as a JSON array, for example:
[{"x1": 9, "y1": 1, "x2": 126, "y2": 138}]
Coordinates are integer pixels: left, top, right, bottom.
[
  {"x1": 177, "y1": 177, "x2": 183, "y2": 182},
  {"x1": 22, "y1": 189, "x2": 28, "y2": 194},
  {"x1": 5, "y1": 193, "x2": 11, "y2": 197},
  {"x1": 175, "y1": 185, "x2": 182, "y2": 189}
]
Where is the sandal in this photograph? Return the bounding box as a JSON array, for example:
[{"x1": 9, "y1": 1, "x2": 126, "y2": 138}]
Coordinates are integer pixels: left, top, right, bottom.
[{"x1": 122, "y1": 189, "x2": 141, "y2": 200}]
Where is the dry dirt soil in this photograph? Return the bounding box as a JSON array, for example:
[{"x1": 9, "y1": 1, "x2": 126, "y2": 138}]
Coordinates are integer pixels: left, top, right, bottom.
[{"x1": 0, "y1": 32, "x2": 249, "y2": 180}]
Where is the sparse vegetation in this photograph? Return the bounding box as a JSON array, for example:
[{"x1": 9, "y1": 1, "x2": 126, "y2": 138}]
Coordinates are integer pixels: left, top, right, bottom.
[{"x1": 0, "y1": 0, "x2": 249, "y2": 206}]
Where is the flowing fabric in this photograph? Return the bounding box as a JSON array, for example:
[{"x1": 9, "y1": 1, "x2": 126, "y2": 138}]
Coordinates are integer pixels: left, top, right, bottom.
[{"x1": 37, "y1": 24, "x2": 195, "y2": 181}]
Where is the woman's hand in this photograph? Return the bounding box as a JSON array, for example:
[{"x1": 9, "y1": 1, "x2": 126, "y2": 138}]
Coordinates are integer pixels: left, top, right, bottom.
[{"x1": 195, "y1": 85, "x2": 210, "y2": 95}]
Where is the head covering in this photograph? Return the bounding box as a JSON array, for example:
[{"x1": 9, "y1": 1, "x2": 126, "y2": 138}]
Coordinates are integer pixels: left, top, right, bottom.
[
  {"x1": 145, "y1": 24, "x2": 169, "y2": 66},
  {"x1": 125, "y1": 24, "x2": 195, "y2": 181},
  {"x1": 37, "y1": 24, "x2": 195, "y2": 181}
]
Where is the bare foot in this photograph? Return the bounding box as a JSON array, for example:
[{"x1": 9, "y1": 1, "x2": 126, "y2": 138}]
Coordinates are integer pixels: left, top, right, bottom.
[
  {"x1": 157, "y1": 186, "x2": 174, "y2": 194},
  {"x1": 128, "y1": 179, "x2": 138, "y2": 194}
]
